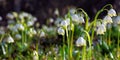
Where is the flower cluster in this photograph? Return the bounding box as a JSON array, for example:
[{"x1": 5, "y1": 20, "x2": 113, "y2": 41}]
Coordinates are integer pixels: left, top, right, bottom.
[{"x1": 96, "y1": 9, "x2": 117, "y2": 35}]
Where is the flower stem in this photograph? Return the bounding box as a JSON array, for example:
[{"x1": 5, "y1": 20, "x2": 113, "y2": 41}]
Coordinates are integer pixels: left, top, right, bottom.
[
  {"x1": 82, "y1": 46, "x2": 86, "y2": 60},
  {"x1": 65, "y1": 28, "x2": 70, "y2": 59},
  {"x1": 117, "y1": 31, "x2": 119, "y2": 52},
  {"x1": 83, "y1": 30, "x2": 91, "y2": 59},
  {"x1": 108, "y1": 28, "x2": 111, "y2": 46},
  {"x1": 62, "y1": 35, "x2": 65, "y2": 60},
  {"x1": 76, "y1": 8, "x2": 89, "y2": 31}
]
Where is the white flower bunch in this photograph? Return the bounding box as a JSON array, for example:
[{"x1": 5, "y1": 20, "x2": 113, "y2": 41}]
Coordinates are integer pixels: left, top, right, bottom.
[
  {"x1": 102, "y1": 9, "x2": 116, "y2": 25},
  {"x1": 7, "y1": 25, "x2": 18, "y2": 32},
  {"x1": 19, "y1": 12, "x2": 29, "y2": 19},
  {"x1": 71, "y1": 14, "x2": 85, "y2": 24}
]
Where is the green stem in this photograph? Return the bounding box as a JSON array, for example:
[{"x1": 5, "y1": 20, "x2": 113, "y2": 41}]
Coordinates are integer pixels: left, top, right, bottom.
[
  {"x1": 70, "y1": 28, "x2": 74, "y2": 59},
  {"x1": 108, "y1": 28, "x2": 111, "y2": 46},
  {"x1": 83, "y1": 30, "x2": 91, "y2": 59},
  {"x1": 118, "y1": 31, "x2": 119, "y2": 51},
  {"x1": 91, "y1": 9, "x2": 103, "y2": 41},
  {"x1": 102, "y1": 4, "x2": 113, "y2": 9},
  {"x1": 22, "y1": 31, "x2": 24, "y2": 43},
  {"x1": 82, "y1": 46, "x2": 86, "y2": 60},
  {"x1": 76, "y1": 8, "x2": 89, "y2": 31},
  {"x1": 62, "y1": 35, "x2": 65, "y2": 60},
  {"x1": 65, "y1": 28, "x2": 70, "y2": 59},
  {"x1": 90, "y1": 4, "x2": 113, "y2": 40}
]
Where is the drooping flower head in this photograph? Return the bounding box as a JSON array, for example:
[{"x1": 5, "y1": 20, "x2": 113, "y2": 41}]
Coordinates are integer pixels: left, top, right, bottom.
[
  {"x1": 96, "y1": 24, "x2": 106, "y2": 35},
  {"x1": 76, "y1": 37, "x2": 86, "y2": 47},
  {"x1": 60, "y1": 19, "x2": 70, "y2": 29},
  {"x1": 103, "y1": 15, "x2": 113, "y2": 24},
  {"x1": 5, "y1": 36, "x2": 14, "y2": 43},
  {"x1": 108, "y1": 9, "x2": 117, "y2": 17},
  {"x1": 113, "y1": 16, "x2": 120, "y2": 24},
  {"x1": 57, "y1": 27, "x2": 65, "y2": 35}
]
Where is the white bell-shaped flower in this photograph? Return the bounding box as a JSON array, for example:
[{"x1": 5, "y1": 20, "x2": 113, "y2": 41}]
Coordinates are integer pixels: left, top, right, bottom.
[
  {"x1": 76, "y1": 37, "x2": 86, "y2": 47},
  {"x1": 6, "y1": 36, "x2": 14, "y2": 43},
  {"x1": 103, "y1": 15, "x2": 113, "y2": 24},
  {"x1": 108, "y1": 9, "x2": 117, "y2": 17},
  {"x1": 30, "y1": 28, "x2": 37, "y2": 35},
  {"x1": 55, "y1": 18, "x2": 62, "y2": 26},
  {"x1": 79, "y1": 16, "x2": 85, "y2": 23},
  {"x1": 113, "y1": 16, "x2": 120, "y2": 24},
  {"x1": 60, "y1": 20, "x2": 69, "y2": 28},
  {"x1": 57, "y1": 27, "x2": 65, "y2": 35},
  {"x1": 71, "y1": 14, "x2": 79, "y2": 22},
  {"x1": 15, "y1": 24, "x2": 24, "y2": 31},
  {"x1": 40, "y1": 30, "x2": 45, "y2": 38},
  {"x1": 54, "y1": 8, "x2": 59, "y2": 16},
  {"x1": 96, "y1": 24, "x2": 106, "y2": 35},
  {"x1": 69, "y1": 8, "x2": 76, "y2": 14},
  {"x1": 7, "y1": 25, "x2": 18, "y2": 32},
  {"x1": 6, "y1": 13, "x2": 14, "y2": 19},
  {"x1": 27, "y1": 20, "x2": 34, "y2": 27},
  {"x1": 15, "y1": 34, "x2": 21, "y2": 40}
]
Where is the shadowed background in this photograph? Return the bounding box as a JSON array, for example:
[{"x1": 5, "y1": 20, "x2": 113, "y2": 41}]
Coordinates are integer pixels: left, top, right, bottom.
[{"x1": 0, "y1": 0, "x2": 120, "y2": 26}]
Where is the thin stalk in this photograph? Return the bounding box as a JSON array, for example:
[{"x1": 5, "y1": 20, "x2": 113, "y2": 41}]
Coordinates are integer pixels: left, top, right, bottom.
[
  {"x1": 90, "y1": 4, "x2": 113, "y2": 40},
  {"x1": 82, "y1": 46, "x2": 86, "y2": 60},
  {"x1": 22, "y1": 31, "x2": 24, "y2": 43},
  {"x1": 62, "y1": 35, "x2": 65, "y2": 60},
  {"x1": 68, "y1": 10, "x2": 73, "y2": 59},
  {"x1": 83, "y1": 30, "x2": 91, "y2": 59},
  {"x1": 70, "y1": 29, "x2": 74, "y2": 59},
  {"x1": 76, "y1": 8, "x2": 89, "y2": 31},
  {"x1": 108, "y1": 28, "x2": 111, "y2": 46},
  {"x1": 117, "y1": 31, "x2": 119, "y2": 52},
  {"x1": 102, "y1": 4, "x2": 113, "y2": 9},
  {"x1": 91, "y1": 9, "x2": 103, "y2": 41},
  {"x1": 65, "y1": 28, "x2": 70, "y2": 59}
]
